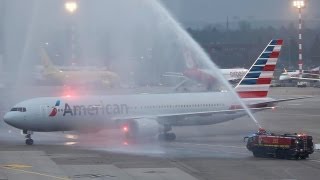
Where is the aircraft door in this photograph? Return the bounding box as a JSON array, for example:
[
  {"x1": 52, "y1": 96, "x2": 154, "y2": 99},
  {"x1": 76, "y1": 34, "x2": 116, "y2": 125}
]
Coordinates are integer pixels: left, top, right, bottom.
[
  {"x1": 40, "y1": 104, "x2": 58, "y2": 129},
  {"x1": 40, "y1": 105, "x2": 49, "y2": 117}
]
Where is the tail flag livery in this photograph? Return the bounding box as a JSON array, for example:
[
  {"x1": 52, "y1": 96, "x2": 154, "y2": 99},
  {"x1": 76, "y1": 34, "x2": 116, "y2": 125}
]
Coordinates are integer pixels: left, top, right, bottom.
[
  {"x1": 235, "y1": 39, "x2": 283, "y2": 98},
  {"x1": 49, "y1": 100, "x2": 60, "y2": 117}
]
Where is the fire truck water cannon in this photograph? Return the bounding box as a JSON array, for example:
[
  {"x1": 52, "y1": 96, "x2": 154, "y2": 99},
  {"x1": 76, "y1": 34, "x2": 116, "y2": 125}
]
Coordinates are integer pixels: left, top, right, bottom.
[{"x1": 244, "y1": 129, "x2": 314, "y2": 159}]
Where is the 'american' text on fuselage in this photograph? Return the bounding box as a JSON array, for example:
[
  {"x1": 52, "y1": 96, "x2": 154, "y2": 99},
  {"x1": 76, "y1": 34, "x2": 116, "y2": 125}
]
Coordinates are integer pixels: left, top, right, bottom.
[{"x1": 63, "y1": 103, "x2": 129, "y2": 116}]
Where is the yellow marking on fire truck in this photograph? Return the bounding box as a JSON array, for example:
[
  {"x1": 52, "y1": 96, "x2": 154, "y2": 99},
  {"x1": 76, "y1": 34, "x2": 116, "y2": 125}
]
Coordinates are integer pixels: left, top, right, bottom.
[{"x1": 254, "y1": 144, "x2": 290, "y2": 148}]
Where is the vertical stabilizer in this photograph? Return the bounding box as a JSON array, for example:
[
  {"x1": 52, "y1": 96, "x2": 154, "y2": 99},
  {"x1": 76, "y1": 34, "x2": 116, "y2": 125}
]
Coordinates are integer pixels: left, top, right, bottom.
[{"x1": 235, "y1": 39, "x2": 283, "y2": 98}]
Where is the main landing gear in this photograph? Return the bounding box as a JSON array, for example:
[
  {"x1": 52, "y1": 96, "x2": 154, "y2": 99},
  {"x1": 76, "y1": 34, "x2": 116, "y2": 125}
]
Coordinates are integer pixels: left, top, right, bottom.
[
  {"x1": 158, "y1": 132, "x2": 176, "y2": 141},
  {"x1": 158, "y1": 125, "x2": 176, "y2": 141},
  {"x1": 23, "y1": 130, "x2": 34, "y2": 145}
]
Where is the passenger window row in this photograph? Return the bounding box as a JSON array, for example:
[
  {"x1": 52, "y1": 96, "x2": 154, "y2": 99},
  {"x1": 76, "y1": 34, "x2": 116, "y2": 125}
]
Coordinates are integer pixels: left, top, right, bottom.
[{"x1": 130, "y1": 104, "x2": 224, "y2": 109}]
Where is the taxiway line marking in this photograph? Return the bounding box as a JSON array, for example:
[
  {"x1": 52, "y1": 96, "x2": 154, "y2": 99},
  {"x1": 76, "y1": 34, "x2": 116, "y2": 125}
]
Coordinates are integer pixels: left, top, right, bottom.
[
  {"x1": 3, "y1": 164, "x2": 32, "y2": 168},
  {"x1": 309, "y1": 160, "x2": 320, "y2": 163},
  {"x1": 0, "y1": 166, "x2": 70, "y2": 180},
  {"x1": 172, "y1": 147, "x2": 248, "y2": 155},
  {"x1": 175, "y1": 142, "x2": 246, "y2": 149}
]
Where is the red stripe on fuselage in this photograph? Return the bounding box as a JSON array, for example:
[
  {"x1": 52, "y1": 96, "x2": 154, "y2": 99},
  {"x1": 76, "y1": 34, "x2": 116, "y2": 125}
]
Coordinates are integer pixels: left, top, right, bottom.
[
  {"x1": 263, "y1": 65, "x2": 276, "y2": 71},
  {"x1": 256, "y1": 78, "x2": 272, "y2": 84},
  {"x1": 238, "y1": 91, "x2": 268, "y2": 98}
]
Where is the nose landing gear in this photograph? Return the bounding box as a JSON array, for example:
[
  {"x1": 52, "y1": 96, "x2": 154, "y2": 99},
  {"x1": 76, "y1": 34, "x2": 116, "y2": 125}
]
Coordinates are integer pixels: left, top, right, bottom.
[{"x1": 23, "y1": 130, "x2": 34, "y2": 145}]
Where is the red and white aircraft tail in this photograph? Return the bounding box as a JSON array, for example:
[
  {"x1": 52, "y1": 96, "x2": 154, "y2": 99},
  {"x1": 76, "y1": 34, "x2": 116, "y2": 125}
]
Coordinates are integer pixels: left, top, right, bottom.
[{"x1": 235, "y1": 39, "x2": 283, "y2": 98}]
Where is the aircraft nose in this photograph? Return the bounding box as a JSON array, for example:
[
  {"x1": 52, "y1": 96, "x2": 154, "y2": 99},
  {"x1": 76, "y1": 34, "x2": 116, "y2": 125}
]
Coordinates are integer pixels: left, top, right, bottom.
[{"x1": 3, "y1": 113, "x2": 17, "y2": 127}]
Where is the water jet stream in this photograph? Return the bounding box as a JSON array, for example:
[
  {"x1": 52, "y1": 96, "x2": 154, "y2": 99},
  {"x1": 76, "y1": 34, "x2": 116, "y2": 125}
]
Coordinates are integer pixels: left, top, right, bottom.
[{"x1": 147, "y1": 0, "x2": 261, "y2": 128}]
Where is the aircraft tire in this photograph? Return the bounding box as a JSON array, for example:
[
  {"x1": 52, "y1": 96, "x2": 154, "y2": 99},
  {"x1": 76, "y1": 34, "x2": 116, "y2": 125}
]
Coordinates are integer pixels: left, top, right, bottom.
[
  {"x1": 26, "y1": 139, "x2": 34, "y2": 145},
  {"x1": 166, "y1": 133, "x2": 176, "y2": 141},
  {"x1": 158, "y1": 133, "x2": 176, "y2": 141}
]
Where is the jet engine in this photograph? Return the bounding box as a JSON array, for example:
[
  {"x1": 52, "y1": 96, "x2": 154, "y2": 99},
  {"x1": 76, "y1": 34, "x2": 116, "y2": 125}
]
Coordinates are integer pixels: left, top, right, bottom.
[{"x1": 123, "y1": 118, "x2": 162, "y2": 139}]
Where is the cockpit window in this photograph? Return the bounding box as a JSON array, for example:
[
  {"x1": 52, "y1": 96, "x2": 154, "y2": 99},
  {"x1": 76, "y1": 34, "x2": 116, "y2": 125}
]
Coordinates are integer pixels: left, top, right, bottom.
[{"x1": 10, "y1": 107, "x2": 26, "y2": 112}]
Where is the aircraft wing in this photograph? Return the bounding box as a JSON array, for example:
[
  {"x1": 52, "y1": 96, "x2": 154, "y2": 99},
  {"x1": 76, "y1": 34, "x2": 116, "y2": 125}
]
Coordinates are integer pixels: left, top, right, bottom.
[
  {"x1": 247, "y1": 96, "x2": 313, "y2": 108},
  {"x1": 113, "y1": 106, "x2": 274, "y2": 121},
  {"x1": 113, "y1": 96, "x2": 311, "y2": 121}
]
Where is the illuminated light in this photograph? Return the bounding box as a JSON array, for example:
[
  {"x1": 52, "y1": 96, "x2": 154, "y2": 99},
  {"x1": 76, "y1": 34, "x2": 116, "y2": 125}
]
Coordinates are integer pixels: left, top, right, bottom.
[
  {"x1": 65, "y1": 1, "x2": 78, "y2": 14},
  {"x1": 293, "y1": 0, "x2": 305, "y2": 8},
  {"x1": 123, "y1": 141, "x2": 128, "y2": 145},
  {"x1": 63, "y1": 86, "x2": 76, "y2": 98},
  {"x1": 64, "y1": 141, "x2": 78, "y2": 146},
  {"x1": 65, "y1": 134, "x2": 78, "y2": 140},
  {"x1": 271, "y1": 107, "x2": 276, "y2": 110},
  {"x1": 123, "y1": 126, "x2": 129, "y2": 132}
]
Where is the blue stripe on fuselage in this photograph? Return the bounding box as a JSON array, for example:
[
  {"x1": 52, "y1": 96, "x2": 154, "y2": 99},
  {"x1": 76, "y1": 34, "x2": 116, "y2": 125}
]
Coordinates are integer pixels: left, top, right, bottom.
[{"x1": 55, "y1": 100, "x2": 60, "y2": 106}]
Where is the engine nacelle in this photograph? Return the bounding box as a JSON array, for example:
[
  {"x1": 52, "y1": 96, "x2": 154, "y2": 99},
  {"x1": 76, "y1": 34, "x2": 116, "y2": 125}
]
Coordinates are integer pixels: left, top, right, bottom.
[{"x1": 124, "y1": 118, "x2": 162, "y2": 139}]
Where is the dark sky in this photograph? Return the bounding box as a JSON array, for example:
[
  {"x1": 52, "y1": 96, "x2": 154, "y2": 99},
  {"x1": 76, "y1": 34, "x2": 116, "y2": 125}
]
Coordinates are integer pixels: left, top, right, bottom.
[{"x1": 161, "y1": 0, "x2": 320, "y2": 25}]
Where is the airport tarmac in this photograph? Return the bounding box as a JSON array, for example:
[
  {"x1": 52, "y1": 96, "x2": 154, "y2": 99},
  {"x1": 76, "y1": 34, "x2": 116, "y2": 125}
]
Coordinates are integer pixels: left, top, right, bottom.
[{"x1": 0, "y1": 87, "x2": 320, "y2": 180}]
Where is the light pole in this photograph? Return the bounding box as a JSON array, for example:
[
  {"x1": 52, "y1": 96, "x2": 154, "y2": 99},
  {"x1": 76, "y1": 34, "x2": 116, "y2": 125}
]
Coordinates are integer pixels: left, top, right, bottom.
[
  {"x1": 293, "y1": 0, "x2": 305, "y2": 78},
  {"x1": 288, "y1": 38, "x2": 292, "y2": 67},
  {"x1": 64, "y1": 0, "x2": 78, "y2": 65}
]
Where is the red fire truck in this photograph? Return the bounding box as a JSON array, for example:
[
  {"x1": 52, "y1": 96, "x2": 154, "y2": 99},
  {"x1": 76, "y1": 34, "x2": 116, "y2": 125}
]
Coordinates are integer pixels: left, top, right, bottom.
[{"x1": 244, "y1": 129, "x2": 314, "y2": 159}]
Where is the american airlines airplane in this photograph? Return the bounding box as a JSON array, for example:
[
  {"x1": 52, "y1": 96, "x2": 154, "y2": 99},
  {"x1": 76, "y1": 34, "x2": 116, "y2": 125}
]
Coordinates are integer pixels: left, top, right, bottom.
[{"x1": 3, "y1": 39, "x2": 306, "y2": 145}]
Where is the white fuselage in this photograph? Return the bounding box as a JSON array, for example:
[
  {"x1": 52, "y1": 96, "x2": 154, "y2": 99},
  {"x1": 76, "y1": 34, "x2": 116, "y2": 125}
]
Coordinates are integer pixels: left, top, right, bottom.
[{"x1": 4, "y1": 92, "x2": 270, "y2": 132}]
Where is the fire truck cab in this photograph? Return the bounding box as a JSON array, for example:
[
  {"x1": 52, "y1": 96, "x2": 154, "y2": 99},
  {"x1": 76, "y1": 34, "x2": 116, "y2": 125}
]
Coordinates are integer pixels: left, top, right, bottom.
[{"x1": 244, "y1": 129, "x2": 314, "y2": 159}]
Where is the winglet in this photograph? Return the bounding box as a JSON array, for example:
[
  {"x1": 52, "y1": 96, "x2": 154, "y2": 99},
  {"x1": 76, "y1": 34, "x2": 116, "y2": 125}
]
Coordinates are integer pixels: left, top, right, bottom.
[{"x1": 235, "y1": 39, "x2": 283, "y2": 98}]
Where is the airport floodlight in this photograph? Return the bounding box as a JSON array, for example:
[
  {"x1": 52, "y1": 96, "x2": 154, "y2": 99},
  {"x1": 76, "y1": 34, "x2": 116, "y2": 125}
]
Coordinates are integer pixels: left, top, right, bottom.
[
  {"x1": 293, "y1": 0, "x2": 305, "y2": 8},
  {"x1": 65, "y1": 1, "x2": 78, "y2": 14}
]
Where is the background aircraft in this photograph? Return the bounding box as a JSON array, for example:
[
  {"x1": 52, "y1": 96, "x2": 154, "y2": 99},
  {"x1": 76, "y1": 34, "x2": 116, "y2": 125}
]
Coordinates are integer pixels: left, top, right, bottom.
[
  {"x1": 164, "y1": 42, "x2": 281, "y2": 91},
  {"x1": 35, "y1": 49, "x2": 120, "y2": 87},
  {"x1": 164, "y1": 68, "x2": 248, "y2": 86},
  {"x1": 279, "y1": 67, "x2": 320, "y2": 81}
]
